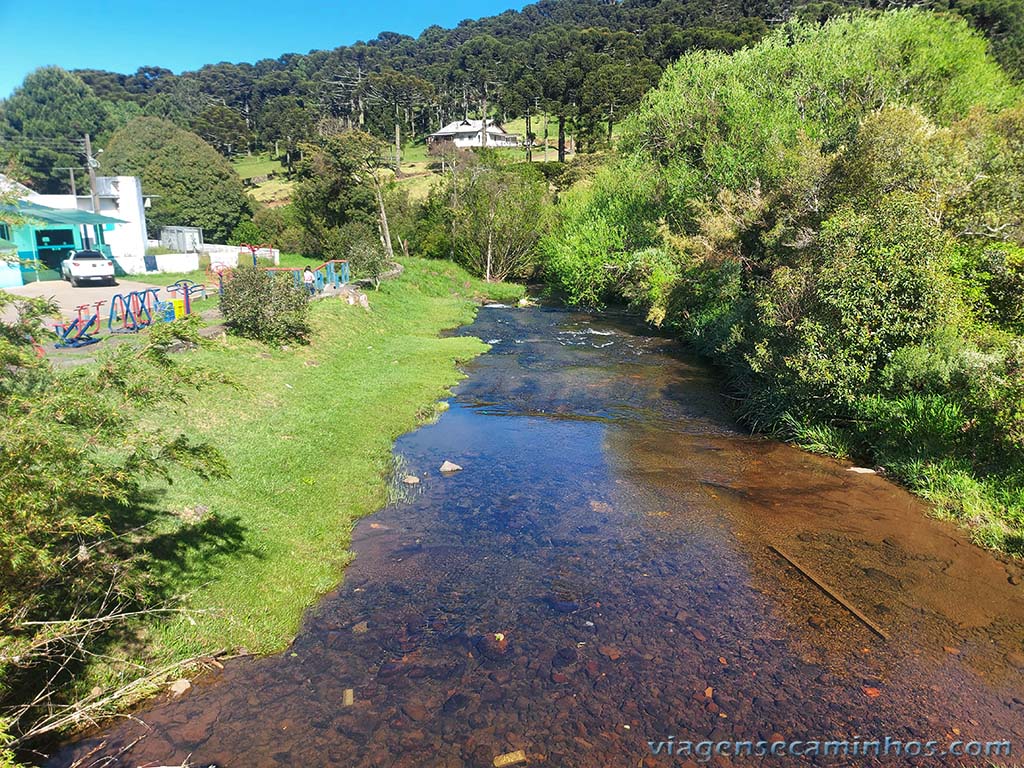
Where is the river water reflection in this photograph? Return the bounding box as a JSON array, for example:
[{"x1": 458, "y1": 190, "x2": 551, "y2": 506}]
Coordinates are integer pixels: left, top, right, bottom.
[{"x1": 50, "y1": 307, "x2": 1024, "y2": 767}]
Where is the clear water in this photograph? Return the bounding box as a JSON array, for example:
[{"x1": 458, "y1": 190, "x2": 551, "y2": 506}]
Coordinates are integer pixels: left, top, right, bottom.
[{"x1": 48, "y1": 308, "x2": 1024, "y2": 767}]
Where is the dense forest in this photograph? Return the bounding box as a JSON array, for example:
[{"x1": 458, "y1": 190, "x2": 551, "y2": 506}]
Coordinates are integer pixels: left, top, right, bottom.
[{"x1": 2, "y1": 0, "x2": 1023, "y2": 195}]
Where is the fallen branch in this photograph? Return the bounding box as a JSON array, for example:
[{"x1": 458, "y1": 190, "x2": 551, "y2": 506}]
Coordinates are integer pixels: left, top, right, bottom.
[{"x1": 9, "y1": 656, "x2": 216, "y2": 747}]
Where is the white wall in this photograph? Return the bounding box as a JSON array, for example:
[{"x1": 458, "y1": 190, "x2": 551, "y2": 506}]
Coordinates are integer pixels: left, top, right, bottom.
[
  {"x1": 154, "y1": 253, "x2": 200, "y2": 273},
  {"x1": 116, "y1": 244, "x2": 279, "y2": 277},
  {"x1": 100, "y1": 177, "x2": 148, "y2": 265},
  {"x1": 29, "y1": 176, "x2": 149, "y2": 273}
]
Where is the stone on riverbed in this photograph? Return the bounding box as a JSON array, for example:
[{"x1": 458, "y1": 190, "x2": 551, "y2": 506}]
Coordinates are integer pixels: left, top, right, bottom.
[
  {"x1": 402, "y1": 475, "x2": 420, "y2": 485},
  {"x1": 439, "y1": 460, "x2": 463, "y2": 474}
]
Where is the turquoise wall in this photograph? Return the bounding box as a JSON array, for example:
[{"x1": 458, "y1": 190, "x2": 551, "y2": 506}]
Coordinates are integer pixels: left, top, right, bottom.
[{"x1": 0, "y1": 259, "x2": 22, "y2": 288}]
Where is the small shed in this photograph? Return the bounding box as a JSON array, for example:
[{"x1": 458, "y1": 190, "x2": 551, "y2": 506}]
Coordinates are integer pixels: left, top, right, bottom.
[{"x1": 160, "y1": 226, "x2": 204, "y2": 253}]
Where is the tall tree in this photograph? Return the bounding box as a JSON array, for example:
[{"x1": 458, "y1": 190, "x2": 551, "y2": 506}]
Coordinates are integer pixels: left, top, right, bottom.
[
  {"x1": 293, "y1": 131, "x2": 396, "y2": 260},
  {"x1": 191, "y1": 104, "x2": 252, "y2": 156},
  {"x1": 0, "y1": 67, "x2": 111, "y2": 192},
  {"x1": 447, "y1": 152, "x2": 547, "y2": 281}
]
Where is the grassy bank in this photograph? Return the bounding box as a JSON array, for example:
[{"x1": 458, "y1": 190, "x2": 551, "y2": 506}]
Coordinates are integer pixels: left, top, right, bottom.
[{"x1": 107, "y1": 259, "x2": 522, "y2": 673}]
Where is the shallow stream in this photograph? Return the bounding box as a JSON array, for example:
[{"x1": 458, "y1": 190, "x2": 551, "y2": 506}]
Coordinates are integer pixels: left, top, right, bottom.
[{"x1": 50, "y1": 307, "x2": 1024, "y2": 767}]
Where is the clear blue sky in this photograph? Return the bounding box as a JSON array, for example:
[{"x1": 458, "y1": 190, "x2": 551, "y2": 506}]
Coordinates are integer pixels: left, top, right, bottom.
[{"x1": 0, "y1": 0, "x2": 527, "y2": 98}]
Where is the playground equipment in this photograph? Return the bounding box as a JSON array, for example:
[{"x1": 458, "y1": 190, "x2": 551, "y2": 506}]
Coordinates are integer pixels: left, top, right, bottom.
[
  {"x1": 240, "y1": 242, "x2": 274, "y2": 267},
  {"x1": 209, "y1": 263, "x2": 233, "y2": 296},
  {"x1": 166, "y1": 280, "x2": 207, "y2": 315},
  {"x1": 54, "y1": 301, "x2": 105, "y2": 348},
  {"x1": 108, "y1": 288, "x2": 162, "y2": 333}
]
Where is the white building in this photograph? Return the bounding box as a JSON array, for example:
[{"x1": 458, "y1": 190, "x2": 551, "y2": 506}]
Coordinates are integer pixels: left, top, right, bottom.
[
  {"x1": 427, "y1": 119, "x2": 519, "y2": 151},
  {"x1": 29, "y1": 176, "x2": 149, "y2": 275}
]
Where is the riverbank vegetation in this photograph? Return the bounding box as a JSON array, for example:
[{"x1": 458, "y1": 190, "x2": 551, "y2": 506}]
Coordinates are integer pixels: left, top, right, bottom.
[
  {"x1": 0, "y1": 261, "x2": 521, "y2": 754},
  {"x1": 542, "y1": 10, "x2": 1024, "y2": 556}
]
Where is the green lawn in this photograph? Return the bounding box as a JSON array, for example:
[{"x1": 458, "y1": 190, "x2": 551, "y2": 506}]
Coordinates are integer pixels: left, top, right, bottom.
[
  {"x1": 111, "y1": 259, "x2": 523, "y2": 672},
  {"x1": 394, "y1": 170, "x2": 439, "y2": 200},
  {"x1": 232, "y1": 153, "x2": 286, "y2": 180},
  {"x1": 248, "y1": 177, "x2": 295, "y2": 205}
]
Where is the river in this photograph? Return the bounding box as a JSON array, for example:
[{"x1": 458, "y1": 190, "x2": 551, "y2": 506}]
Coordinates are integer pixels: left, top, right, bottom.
[{"x1": 49, "y1": 307, "x2": 1024, "y2": 767}]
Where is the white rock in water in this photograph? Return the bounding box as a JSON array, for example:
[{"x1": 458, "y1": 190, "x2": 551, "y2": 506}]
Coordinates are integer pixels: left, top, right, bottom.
[
  {"x1": 439, "y1": 460, "x2": 463, "y2": 473},
  {"x1": 402, "y1": 475, "x2": 420, "y2": 485},
  {"x1": 169, "y1": 678, "x2": 192, "y2": 697},
  {"x1": 847, "y1": 467, "x2": 876, "y2": 474}
]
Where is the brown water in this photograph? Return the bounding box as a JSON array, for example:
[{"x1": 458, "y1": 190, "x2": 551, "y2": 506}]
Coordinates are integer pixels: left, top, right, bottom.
[{"x1": 49, "y1": 308, "x2": 1024, "y2": 767}]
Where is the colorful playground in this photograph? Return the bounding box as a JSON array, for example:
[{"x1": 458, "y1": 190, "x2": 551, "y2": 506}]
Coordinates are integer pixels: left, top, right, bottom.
[{"x1": 2, "y1": 258, "x2": 352, "y2": 352}]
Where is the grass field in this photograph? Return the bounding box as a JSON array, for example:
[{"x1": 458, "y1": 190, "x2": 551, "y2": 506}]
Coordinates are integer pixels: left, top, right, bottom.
[
  {"x1": 248, "y1": 177, "x2": 295, "y2": 205},
  {"x1": 232, "y1": 126, "x2": 596, "y2": 208},
  {"x1": 232, "y1": 153, "x2": 286, "y2": 180},
  {"x1": 104, "y1": 259, "x2": 523, "y2": 675}
]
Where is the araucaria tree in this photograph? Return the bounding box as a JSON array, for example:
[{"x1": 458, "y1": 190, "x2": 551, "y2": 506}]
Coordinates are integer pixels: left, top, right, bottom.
[
  {"x1": 444, "y1": 153, "x2": 547, "y2": 282},
  {"x1": 0, "y1": 67, "x2": 111, "y2": 193}
]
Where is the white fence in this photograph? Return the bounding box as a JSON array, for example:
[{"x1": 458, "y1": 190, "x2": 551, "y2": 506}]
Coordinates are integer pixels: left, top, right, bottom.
[{"x1": 128, "y1": 241, "x2": 280, "y2": 276}]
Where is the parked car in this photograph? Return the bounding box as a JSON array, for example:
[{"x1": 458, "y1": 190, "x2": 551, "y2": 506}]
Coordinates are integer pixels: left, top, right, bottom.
[{"x1": 60, "y1": 250, "x2": 116, "y2": 287}]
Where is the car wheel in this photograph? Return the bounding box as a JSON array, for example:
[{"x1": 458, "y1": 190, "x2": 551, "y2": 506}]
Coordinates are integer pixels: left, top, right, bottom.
[{"x1": 70, "y1": 276, "x2": 79, "y2": 287}]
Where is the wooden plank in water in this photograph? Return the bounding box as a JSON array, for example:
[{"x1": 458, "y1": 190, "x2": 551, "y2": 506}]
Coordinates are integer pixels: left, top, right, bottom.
[{"x1": 770, "y1": 544, "x2": 890, "y2": 641}]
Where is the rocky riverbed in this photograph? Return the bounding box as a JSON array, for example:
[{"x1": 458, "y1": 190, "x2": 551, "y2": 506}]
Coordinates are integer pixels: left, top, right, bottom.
[{"x1": 48, "y1": 307, "x2": 1024, "y2": 767}]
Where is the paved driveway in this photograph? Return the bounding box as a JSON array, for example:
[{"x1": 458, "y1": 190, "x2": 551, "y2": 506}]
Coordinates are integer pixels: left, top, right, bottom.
[{"x1": 2, "y1": 278, "x2": 183, "y2": 323}]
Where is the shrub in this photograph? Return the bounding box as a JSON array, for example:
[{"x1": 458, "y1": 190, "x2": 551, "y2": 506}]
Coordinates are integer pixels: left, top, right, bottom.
[
  {"x1": 219, "y1": 264, "x2": 311, "y2": 343},
  {"x1": 0, "y1": 292, "x2": 226, "y2": 746},
  {"x1": 228, "y1": 219, "x2": 266, "y2": 246},
  {"x1": 345, "y1": 233, "x2": 391, "y2": 290}
]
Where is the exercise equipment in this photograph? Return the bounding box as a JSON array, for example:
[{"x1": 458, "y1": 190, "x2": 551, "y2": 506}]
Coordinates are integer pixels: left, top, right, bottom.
[
  {"x1": 268, "y1": 259, "x2": 351, "y2": 292},
  {"x1": 54, "y1": 302, "x2": 105, "y2": 348},
  {"x1": 166, "y1": 280, "x2": 206, "y2": 315},
  {"x1": 108, "y1": 288, "x2": 161, "y2": 333}
]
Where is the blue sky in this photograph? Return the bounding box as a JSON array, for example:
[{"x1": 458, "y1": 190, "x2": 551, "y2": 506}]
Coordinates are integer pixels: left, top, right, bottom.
[{"x1": 0, "y1": 0, "x2": 526, "y2": 98}]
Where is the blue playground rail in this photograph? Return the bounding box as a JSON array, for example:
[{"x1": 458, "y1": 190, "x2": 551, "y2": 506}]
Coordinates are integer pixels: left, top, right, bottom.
[{"x1": 265, "y1": 259, "x2": 350, "y2": 293}]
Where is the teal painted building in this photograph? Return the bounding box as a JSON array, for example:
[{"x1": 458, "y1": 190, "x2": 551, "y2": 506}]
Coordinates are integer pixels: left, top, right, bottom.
[{"x1": 0, "y1": 200, "x2": 125, "y2": 288}]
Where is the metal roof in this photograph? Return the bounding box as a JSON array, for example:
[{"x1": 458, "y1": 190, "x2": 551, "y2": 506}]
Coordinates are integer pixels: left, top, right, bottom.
[{"x1": 0, "y1": 199, "x2": 127, "y2": 226}]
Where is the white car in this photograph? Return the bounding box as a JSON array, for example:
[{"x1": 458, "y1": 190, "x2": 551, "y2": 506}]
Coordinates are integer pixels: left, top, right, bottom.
[{"x1": 61, "y1": 250, "x2": 116, "y2": 287}]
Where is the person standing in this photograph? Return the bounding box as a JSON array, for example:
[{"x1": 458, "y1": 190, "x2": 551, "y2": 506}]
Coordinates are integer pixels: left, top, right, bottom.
[{"x1": 303, "y1": 266, "x2": 316, "y2": 296}]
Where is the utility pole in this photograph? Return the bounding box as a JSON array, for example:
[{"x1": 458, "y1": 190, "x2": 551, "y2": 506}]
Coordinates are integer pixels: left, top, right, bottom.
[
  {"x1": 84, "y1": 133, "x2": 100, "y2": 214},
  {"x1": 54, "y1": 166, "x2": 80, "y2": 197}
]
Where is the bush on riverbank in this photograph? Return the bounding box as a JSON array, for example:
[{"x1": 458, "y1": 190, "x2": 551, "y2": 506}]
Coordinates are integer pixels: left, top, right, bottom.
[
  {"x1": 0, "y1": 302, "x2": 225, "y2": 749},
  {"x1": 541, "y1": 10, "x2": 1024, "y2": 555}
]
